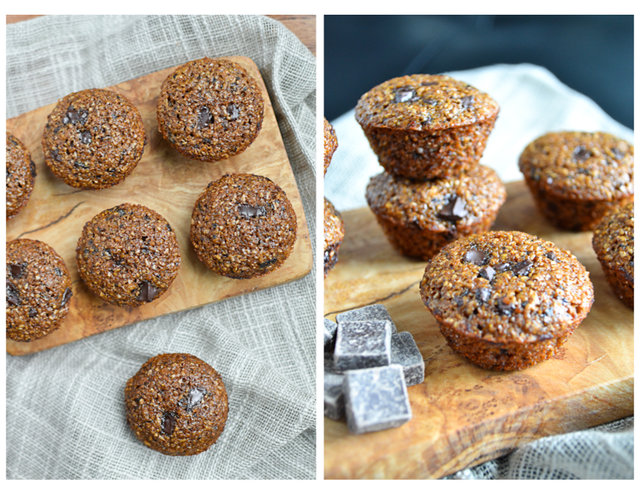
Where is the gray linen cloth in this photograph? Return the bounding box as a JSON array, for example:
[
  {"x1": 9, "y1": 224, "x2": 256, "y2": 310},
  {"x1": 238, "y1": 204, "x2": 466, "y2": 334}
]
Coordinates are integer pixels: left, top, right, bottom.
[
  {"x1": 6, "y1": 15, "x2": 316, "y2": 480},
  {"x1": 326, "y1": 64, "x2": 633, "y2": 479}
]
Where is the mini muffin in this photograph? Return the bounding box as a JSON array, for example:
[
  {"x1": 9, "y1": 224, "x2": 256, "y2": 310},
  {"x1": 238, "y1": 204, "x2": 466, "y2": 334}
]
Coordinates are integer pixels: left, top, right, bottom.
[
  {"x1": 519, "y1": 131, "x2": 633, "y2": 231},
  {"x1": 366, "y1": 165, "x2": 506, "y2": 261},
  {"x1": 6, "y1": 132, "x2": 36, "y2": 219},
  {"x1": 324, "y1": 198, "x2": 345, "y2": 276},
  {"x1": 42, "y1": 88, "x2": 146, "y2": 189},
  {"x1": 355, "y1": 74, "x2": 499, "y2": 180},
  {"x1": 6, "y1": 238, "x2": 72, "y2": 342},
  {"x1": 76, "y1": 203, "x2": 181, "y2": 306},
  {"x1": 125, "y1": 353, "x2": 228, "y2": 456},
  {"x1": 324, "y1": 117, "x2": 338, "y2": 175},
  {"x1": 190, "y1": 174, "x2": 297, "y2": 279},
  {"x1": 420, "y1": 231, "x2": 594, "y2": 371},
  {"x1": 592, "y1": 201, "x2": 634, "y2": 308},
  {"x1": 157, "y1": 57, "x2": 264, "y2": 162}
]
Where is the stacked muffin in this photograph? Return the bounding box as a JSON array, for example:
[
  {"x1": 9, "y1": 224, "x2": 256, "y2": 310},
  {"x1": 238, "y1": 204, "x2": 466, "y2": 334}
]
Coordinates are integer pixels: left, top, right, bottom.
[
  {"x1": 358, "y1": 74, "x2": 506, "y2": 260},
  {"x1": 324, "y1": 118, "x2": 345, "y2": 276}
]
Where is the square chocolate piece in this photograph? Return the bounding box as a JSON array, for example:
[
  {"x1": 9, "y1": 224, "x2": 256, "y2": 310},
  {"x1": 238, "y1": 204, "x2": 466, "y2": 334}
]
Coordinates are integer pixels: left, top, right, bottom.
[
  {"x1": 391, "y1": 332, "x2": 425, "y2": 387},
  {"x1": 324, "y1": 318, "x2": 338, "y2": 353},
  {"x1": 344, "y1": 364, "x2": 412, "y2": 434},
  {"x1": 336, "y1": 304, "x2": 397, "y2": 333},
  {"x1": 324, "y1": 371, "x2": 345, "y2": 420},
  {"x1": 333, "y1": 320, "x2": 392, "y2": 371}
]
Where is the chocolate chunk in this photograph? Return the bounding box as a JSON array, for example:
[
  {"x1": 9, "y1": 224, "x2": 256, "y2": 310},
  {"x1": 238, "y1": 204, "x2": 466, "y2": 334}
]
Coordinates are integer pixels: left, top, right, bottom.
[
  {"x1": 79, "y1": 130, "x2": 92, "y2": 145},
  {"x1": 9, "y1": 263, "x2": 24, "y2": 278},
  {"x1": 572, "y1": 145, "x2": 592, "y2": 162},
  {"x1": 226, "y1": 103, "x2": 239, "y2": 121},
  {"x1": 545, "y1": 251, "x2": 558, "y2": 262},
  {"x1": 393, "y1": 86, "x2": 419, "y2": 104},
  {"x1": 464, "y1": 248, "x2": 488, "y2": 266},
  {"x1": 475, "y1": 287, "x2": 491, "y2": 304},
  {"x1": 179, "y1": 387, "x2": 206, "y2": 412},
  {"x1": 420, "y1": 81, "x2": 438, "y2": 87},
  {"x1": 197, "y1": 106, "x2": 214, "y2": 129},
  {"x1": 611, "y1": 147, "x2": 624, "y2": 160},
  {"x1": 28, "y1": 307, "x2": 38, "y2": 318},
  {"x1": 333, "y1": 320, "x2": 392, "y2": 371},
  {"x1": 496, "y1": 299, "x2": 515, "y2": 316},
  {"x1": 238, "y1": 204, "x2": 266, "y2": 219},
  {"x1": 324, "y1": 371, "x2": 345, "y2": 420},
  {"x1": 423, "y1": 98, "x2": 438, "y2": 106},
  {"x1": 51, "y1": 149, "x2": 62, "y2": 162},
  {"x1": 478, "y1": 266, "x2": 495, "y2": 282},
  {"x1": 161, "y1": 411, "x2": 177, "y2": 435},
  {"x1": 494, "y1": 262, "x2": 511, "y2": 273},
  {"x1": 335, "y1": 304, "x2": 397, "y2": 333},
  {"x1": 437, "y1": 195, "x2": 467, "y2": 222},
  {"x1": 258, "y1": 258, "x2": 278, "y2": 269},
  {"x1": 512, "y1": 260, "x2": 533, "y2": 276},
  {"x1": 344, "y1": 365, "x2": 412, "y2": 434},
  {"x1": 390, "y1": 332, "x2": 425, "y2": 387},
  {"x1": 324, "y1": 319, "x2": 338, "y2": 353},
  {"x1": 74, "y1": 161, "x2": 89, "y2": 169},
  {"x1": 63, "y1": 106, "x2": 89, "y2": 125},
  {"x1": 61, "y1": 287, "x2": 72, "y2": 306},
  {"x1": 460, "y1": 95, "x2": 474, "y2": 109},
  {"x1": 137, "y1": 281, "x2": 158, "y2": 302},
  {"x1": 6, "y1": 282, "x2": 21, "y2": 306}
]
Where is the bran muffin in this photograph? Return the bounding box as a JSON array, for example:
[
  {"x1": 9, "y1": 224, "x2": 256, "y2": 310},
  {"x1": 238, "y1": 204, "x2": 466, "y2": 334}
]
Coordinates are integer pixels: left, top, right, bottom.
[
  {"x1": 6, "y1": 238, "x2": 72, "y2": 342},
  {"x1": 324, "y1": 117, "x2": 338, "y2": 175},
  {"x1": 6, "y1": 132, "x2": 36, "y2": 219},
  {"x1": 420, "y1": 231, "x2": 594, "y2": 371},
  {"x1": 76, "y1": 203, "x2": 181, "y2": 306},
  {"x1": 42, "y1": 88, "x2": 146, "y2": 189},
  {"x1": 519, "y1": 131, "x2": 633, "y2": 231},
  {"x1": 355, "y1": 74, "x2": 499, "y2": 180},
  {"x1": 190, "y1": 174, "x2": 297, "y2": 279},
  {"x1": 157, "y1": 57, "x2": 264, "y2": 162},
  {"x1": 125, "y1": 353, "x2": 228, "y2": 456},
  {"x1": 366, "y1": 165, "x2": 506, "y2": 261},
  {"x1": 592, "y1": 201, "x2": 634, "y2": 308},
  {"x1": 324, "y1": 198, "x2": 345, "y2": 276}
]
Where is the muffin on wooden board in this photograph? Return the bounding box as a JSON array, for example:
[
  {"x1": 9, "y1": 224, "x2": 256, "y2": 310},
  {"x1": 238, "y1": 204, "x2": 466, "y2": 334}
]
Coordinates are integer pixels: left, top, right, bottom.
[
  {"x1": 592, "y1": 201, "x2": 634, "y2": 308},
  {"x1": 324, "y1": 198, "x2": 345, "y2": 276},
  {"x1": 6, "y1": 238, "x2": 72, "y2": 342},
  {"x1": 355, "y1": 74, "x2": 499, "y2": 180},
  {"x1": 420, "y1": 231, "x2": 594, "y2": 371},
  {"x1": 157, "y1": 57, "x2": 264, "y2": 162},
  {"x1": 42, "y1": 88, "x2": 146, "y2": 189},
  {"x1": 190, "y1": 173, "x2": 297, "y2": 279},
  {"x1": 6, "y1": 132, "x2": 36, "y2": 219},
  {"x1": 366, "y1": 165, "x2": 506, "y2": 261},
  {"x1": 519, "y1": 131, "x2": 633, "y2": 231},
  {"x1": 76, "y1": 203, "x2": 181, "y2": 306},
  {"x1": 125, "y1": 353, "x2": 228, "y2": 456}
]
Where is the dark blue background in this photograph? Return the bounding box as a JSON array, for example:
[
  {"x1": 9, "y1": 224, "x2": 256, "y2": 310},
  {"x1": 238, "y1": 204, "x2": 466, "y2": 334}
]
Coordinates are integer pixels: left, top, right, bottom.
[{"x1": 324, "y1": 15, "x2": 633, "y2": 129}]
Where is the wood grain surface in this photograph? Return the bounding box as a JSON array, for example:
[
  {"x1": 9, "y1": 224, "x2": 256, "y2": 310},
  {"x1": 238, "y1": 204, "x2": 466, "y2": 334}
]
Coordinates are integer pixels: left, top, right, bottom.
[
  {"x1": 324, "y1": 181, "x2": 633, "y2": 479},
  {"x1": 6, "y1": 56, "x2": 312, "y2": 356}
]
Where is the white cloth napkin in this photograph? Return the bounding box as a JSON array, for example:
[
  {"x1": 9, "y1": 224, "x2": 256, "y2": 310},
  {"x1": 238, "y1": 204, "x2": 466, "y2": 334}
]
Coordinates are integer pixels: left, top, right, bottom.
[{"x1": 325, "y1": 63, "x2": 633, "y2": 210}]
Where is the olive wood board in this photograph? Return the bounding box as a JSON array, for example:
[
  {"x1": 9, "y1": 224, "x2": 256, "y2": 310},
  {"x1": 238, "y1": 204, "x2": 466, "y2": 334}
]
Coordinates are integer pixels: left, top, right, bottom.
[
  {"x1": 6, "y1": 56, "x2": 312, "y2": 356},
  {"x1": 323, "y1": 181, "x2": 633, "y2": 479}
]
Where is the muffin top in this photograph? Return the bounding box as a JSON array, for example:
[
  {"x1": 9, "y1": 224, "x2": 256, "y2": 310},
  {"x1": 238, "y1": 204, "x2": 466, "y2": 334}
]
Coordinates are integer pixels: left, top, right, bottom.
[
  {"x1": 420, "y1": 231, "x2": 594, "y2": 343},
  {"x1": 6, "y1": 132, "x2": 36, "y2": 219},
  {"x1": 42, "y1": 88, "x2": 146, "y2": 189},
  {"x1": 324, "y1": 198, "x2": 345, "y2": 250},
  {"x1": 6, "y1": 238, "x2": 72, "y2": 342},
  {"x1": 366, "y1": 164, "x2": 506, "y2": 231},
  {"x1": 355, "y1": 74, "x2": 499, "y2": 131},
  {"x1": 157, "y1": 57, "x2": 264, "y2": 162},
  {"x1": 190, "y1": 173, "x2": 297, "y2": 279},
  {"x1": 76, "y1": 203, "x2": 181, "y2": 306},
  {"x1": 592, "y1": 201, "x2": 634, "y2": 280},
  {"x1": 518, "y1": 131, "x2": 633, "y2": 200},
  {"x1": 125, "y1": 353, "x2": 228, "y2": 456},
  {"x1": 324, "y1": 117, "x2": 338, "y2": 175}
]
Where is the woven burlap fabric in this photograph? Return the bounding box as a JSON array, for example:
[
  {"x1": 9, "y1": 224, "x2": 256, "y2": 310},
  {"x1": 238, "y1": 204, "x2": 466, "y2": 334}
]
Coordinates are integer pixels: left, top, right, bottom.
[
  {"x1": 326, "y1": 64, "x2": 633, "y2": 479},
  {"x1": 6, "y1": 15, "x2": 316, "y2": 479}
]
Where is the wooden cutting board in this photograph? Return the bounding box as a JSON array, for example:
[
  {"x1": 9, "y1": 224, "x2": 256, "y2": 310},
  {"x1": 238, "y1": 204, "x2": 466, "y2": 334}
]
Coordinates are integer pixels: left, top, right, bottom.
[
  {"x1": 6, "y1": 56, "x2": 313, "y2": 356},
  {"x1": 324, "y1": 181, "x2": 633, "y2": 479}
]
